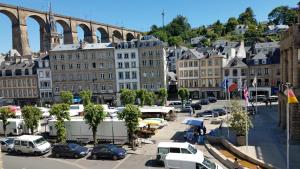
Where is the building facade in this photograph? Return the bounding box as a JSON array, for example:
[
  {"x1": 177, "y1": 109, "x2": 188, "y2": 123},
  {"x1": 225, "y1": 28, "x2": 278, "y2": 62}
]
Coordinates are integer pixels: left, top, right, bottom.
[
  {"x1": 37, "y1": 55, "x2": 53, "y2": 103},
  {"x1": 115, "y1": 41, "x2": 140, "y2": 92},
  {"x1": 49, "y1": 42, "x2": 116, "y2": 104},
  {"x1": 138, "y1": 36, "x2": 167, "y2": 91}
]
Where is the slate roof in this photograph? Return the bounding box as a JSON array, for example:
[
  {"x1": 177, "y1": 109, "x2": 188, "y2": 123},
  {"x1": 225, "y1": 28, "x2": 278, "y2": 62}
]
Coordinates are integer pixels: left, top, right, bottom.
[
  {"x1": 252, "y1": 51, "x2": 267, "y2": 60},
  {"x1": 51, "y1": 43, "x2": 113, "y2": 51},
  {"x1": 224, "y1": 57, "x2": 247, "y2": 68},
  {"x1": 180, "y1": 49, "x2": 203, "y2": 60}
]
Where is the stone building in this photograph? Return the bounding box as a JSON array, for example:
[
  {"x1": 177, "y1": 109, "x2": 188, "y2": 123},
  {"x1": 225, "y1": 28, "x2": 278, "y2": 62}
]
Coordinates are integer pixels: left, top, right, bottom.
[
  {"x1": 138, "y1": 36, "x2": 167, "y2": 91},
  {"x1": 37, "y1": 55, "x2": 53, "y2": 104},
  {"x1": 49, "y1": 42, "x2": 116, "y2": 104},
  {"x1": 279, "y1": 14, "x2": 300, "y2": 143},
  {"x1": 0, "y1": 50, "x2": 39, "y2": 105}
]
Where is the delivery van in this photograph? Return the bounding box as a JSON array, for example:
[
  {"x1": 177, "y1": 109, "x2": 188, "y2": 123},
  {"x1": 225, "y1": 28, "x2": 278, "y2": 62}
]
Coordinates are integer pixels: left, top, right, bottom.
[{"x1": 14, "y1": 135, "x2": 51, "y2": 155}]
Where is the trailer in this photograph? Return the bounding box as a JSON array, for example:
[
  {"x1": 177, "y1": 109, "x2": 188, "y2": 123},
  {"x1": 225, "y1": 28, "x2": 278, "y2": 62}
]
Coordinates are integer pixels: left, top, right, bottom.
[
  {"x1": 48, "y1": 117, "x2": 128, "y2": 144},
  {"x1": 0, "y1": 118, "x2": 24, "y2": 135}
]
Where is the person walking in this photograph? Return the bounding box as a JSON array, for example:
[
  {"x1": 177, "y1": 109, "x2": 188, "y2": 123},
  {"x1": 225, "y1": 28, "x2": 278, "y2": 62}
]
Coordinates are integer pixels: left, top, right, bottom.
[{"x1": 233, "y1": 158, "x2": 241, "y2": 169}]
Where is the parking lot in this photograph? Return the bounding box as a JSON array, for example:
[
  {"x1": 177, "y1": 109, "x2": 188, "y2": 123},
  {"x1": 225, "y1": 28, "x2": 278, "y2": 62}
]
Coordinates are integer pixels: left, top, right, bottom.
[{"x1": 2, "y1": 100, "x2": 230, "y2": 169}]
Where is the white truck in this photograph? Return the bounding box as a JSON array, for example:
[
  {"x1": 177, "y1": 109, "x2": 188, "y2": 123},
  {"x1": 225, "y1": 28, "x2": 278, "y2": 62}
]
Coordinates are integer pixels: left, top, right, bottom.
[
  {"x1": 48, "y1": 117, "x2": 128, "y2": 144},
  {"x1": 0, "y1": 118, "x2": 24, "y2": 135}
]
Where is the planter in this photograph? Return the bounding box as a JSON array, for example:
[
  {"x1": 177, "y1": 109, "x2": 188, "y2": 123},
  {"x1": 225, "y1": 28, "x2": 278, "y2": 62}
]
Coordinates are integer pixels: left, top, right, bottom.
[{"x1": 236, "y1": 135, "x2": 246, "y2": 146}]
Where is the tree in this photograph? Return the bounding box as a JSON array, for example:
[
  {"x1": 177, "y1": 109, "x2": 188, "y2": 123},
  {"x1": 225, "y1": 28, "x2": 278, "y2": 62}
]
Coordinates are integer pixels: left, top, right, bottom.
[
  {"x1": 238, "y1": 7, "x2": 257, "y2": 25},
  {"x1": 84, "y1": 104, "x2": 107, "y2": 146},
  {"x1": 136, "y1": 89, "x2": 147, "y2": 106},
  {"x1": 118, "y1": 104, "x2": 141, "y2": 150},
  {"x1": 211, "y1": 20, "x2": 225, "y2": 36},
  {"x1": 145, "y1": 91, "x2": 156, "y2": 106},
  {"x1": 268, "y1": 6, "x2": 297, "y2": 25},
  {"x1": 225, "y1": 17, "x2": 239, "y2": 33},
  {"x1": 153, "y1": 30, "x2": 168, "y2": 42},
  {"x1": 166, "y1": 15, "x2": 191, "y2": 37},
  {"x1": 120, "y1": 89, "x2": 137, "y2": 105},
  {"x1": 50, "y1": 104, "x2": 70, "y2": 143},
  {"x1": 22, "y1": 106, "x2": 42, "y2": 135},
  {"x1": 168, "y1": 36, "x2": 183, "y2": 46},
  {"x1": 178, "y1": 88, "x2": 189, "y2": 108},
  {"x1": 157, "y1": 88, "x2": 168, "y2": 106},
  {"x1": 244, "y1": 24, "x2": 262, "y2": 43},
  {"x1": 79, "y1": 90, "x2": 92, "y2": 106},
  {"x1": 0, "y1": 107, "x2": 13, "y2": 137},
  {"x1": 60, "y1": 91, "x2": 73, "y2": 105}
]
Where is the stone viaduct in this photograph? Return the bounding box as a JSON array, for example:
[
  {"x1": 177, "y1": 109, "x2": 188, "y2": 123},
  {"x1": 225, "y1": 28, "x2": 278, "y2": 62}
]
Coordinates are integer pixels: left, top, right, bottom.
[{"x1": 0, "y1": 3, "x2": 142, "y2": 56}]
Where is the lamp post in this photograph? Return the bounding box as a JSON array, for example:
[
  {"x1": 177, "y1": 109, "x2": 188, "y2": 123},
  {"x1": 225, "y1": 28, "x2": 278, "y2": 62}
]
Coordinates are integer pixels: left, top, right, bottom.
[{"x1": 110, "y1": 115, "x2": 115, "y2": 144}]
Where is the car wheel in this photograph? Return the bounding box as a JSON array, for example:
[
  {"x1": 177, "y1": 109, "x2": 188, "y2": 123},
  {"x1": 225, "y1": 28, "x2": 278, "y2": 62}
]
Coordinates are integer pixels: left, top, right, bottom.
[
  {"x1": 16, "y1": 150, "x2": 22, "y2": 155},
  {"x1": 33, "y1": 151, "x2": 39, "y2": 156},
  {"x1": 92, "y1": 154, "x2": 97, "y2": 160},
  {"x1": 7, "y1": 148, "x2": 12, "y2": 153},
  {"x1": 55, "y1": 153, "x2": 60, "y2": 158},
  {"x1": 112, "y1": 155, "x2": 118, "y2": 160},
  {"x1": 74, "y1": 154, "x2": 79, "y2": 159}
]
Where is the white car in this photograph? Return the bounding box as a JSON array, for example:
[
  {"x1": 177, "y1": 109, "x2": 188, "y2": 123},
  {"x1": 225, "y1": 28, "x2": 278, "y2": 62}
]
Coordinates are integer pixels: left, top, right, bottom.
[{"x1": 14, "y1": 135, "x2": 51, "y2": 155}]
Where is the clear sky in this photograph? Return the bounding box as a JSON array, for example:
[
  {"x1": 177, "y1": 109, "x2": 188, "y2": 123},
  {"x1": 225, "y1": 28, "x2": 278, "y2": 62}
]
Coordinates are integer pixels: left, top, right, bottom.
[{"x1": 0, "y1": 0, "x2": 298, "y2": 53}]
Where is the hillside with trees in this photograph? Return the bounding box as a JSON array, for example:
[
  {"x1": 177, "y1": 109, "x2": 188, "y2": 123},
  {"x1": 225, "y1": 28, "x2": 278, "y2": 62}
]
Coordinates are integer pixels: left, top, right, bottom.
[{"x1": 147, "y1": 5, "x2": 298, "y2": 47}]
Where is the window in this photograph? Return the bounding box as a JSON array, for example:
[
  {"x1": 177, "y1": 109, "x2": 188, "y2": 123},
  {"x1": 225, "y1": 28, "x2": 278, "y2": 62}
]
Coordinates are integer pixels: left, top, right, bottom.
[
  {"x1": 132, "y1": 82, "x2": 137, "y2": 90},
  {"x1": 233, "y1": 69, "x2": 238, "y2": 76},
  {"x1": 142, "y1": 60, "x2": 147, "y2": 66},
  {"x1": 189, "y1": 70, "x2": 193, "y2": 77},
  {"x1": 208, "y1": 69, "x2": 213, "y2": 76},
  {"x1": 131, "y1": 52, "x2": 136, "y2": 59},
  {"x1": 61, "y1": 55, "x2": 64, "y2": 60},
  {"x1": 184, "y1": 62, "x2": 188, "y2": 67},
  {"x1": 201, "y1": 70, "x2": 206, "y2": 76},
  {"x1": 101, "y1": 85, "x2": 106, "y2": 90},
  {"x1": 100, "y1": 73, "x2": 105, "y2": 79},
  {"x1": 21, "y1": 141, "x2": 27, "y2": 146},
  {"x1": 54, "y1": 65, "x2": 57, "y2": 70},
  {"x1": 265, "y1": 68, "x2": 269, "y2": 75},
  {"x1": 77, "y1": 64, "x2": 80, "y2": 69},
  {"x1": 125, "y1": 62, "x2": 130, "y2": 68},
  {"x1": 215, "y1": 59, "x2": 219, "y2": 66},
  {"x1": 99, "y1": 63, "x2": 104, "y2": 68},
  {"x1": 14, "y1": 140, "x2": 20, "y2": 146},
  {"x1": 208, "y1": 60, "x2": 212, "y2": 66},
  {"x1": 143, "y1": 84, "x2": 148, "y2": 89},
  {"x1": 118, "y1": 72, "x2": 124, "y2": 79},
  {"x1": 215, "y1": 68, "x2": 220, "y2": 76},
  {"x1": 124, "y1": 53, "x2": 129, "y2": 59},
  {"x1": 194, "y1": 61, "x2": 198, "y2": 67},
  {"x1": 189, "y1": 61, "x2": 193, "y2": 67},
  {"x1": 125, "y1": 72, "x2": 130, "y2": 79},
  {"x1": 131, "y1": 62, "x2": 136, "y2": 68},
  {"x1": 126, "y1": 83, "x2": 131, "y2": 89},
  {"x1": 118, "y1": 62, "x2": 123, "y2": 68},
  {"x1": 158, "y1": 148, "x2": 169, "y2": 154},
  {"x1": 254, "y1": 59, "x2": 259, "y2": 65},
  {"x1": 181, "y1": 148, "x2": 191, "y2": 154},
  {"x1": 149, "y1": 60, "x2": 153, "y2": 66},
  {"x1": 265, "y1": 79, "x2": 269, "y2": 86},
  {"x1": 225, "y1": 69, "x2": 229, "y2": 76},
  {"x1": 68, "y1": 55, "x2": 72, "y2": 60},
  {"x1": 170, "y1": 148, "x2": 180, "y2": 153},
  {"x1": 61, "y1": 65, "x2": 65, "y2": 70},
  {"x1": 69, "y1": 64, "x2": 73, "y2": 69},
  {"x1": 108, "y1": 73, "x2": 112, "y2": 79},
  {"x1": 208, "y1": 79, "x2": 213, "y2": 87},
  {"x1": 241, "y1": 69, "x2": 246, "y2": 76},
  {"x1": 257, "y1": 68, "x2": 261, "y2": 75},
  {"x1": 39, "y1": 71, "x2": 44, "y2": 78},
  {"x1": 194, "y1": 70, "x2": 198, "y2": 77},
  {"x1": 117, "y1": 53, "x2": 122, "y2": 59},
  {"x1": 85, "y1": 63, "x2": 88, "y2": 69},
  {"x1": 119, "y1": 83, "x2": 124, "y2": 89},
  {"x1": 132, "y1": 71, "x2": 137, "y2": 79},
  {"x1": 258, "y1": 79, "x2": 262, "y2": 86},
  {"x1": 201, "y1": 60, "x2": 206, "y2": 66}
]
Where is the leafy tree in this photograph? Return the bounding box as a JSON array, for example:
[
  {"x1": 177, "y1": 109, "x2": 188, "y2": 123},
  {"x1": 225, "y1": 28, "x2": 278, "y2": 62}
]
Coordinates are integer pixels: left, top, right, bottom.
[
  {"x1": 60, "y1": 91, "x2": 73, "y2": 105},
  {"x1": 50, "y1": 104, "x2": 70, "y2": 143},
  {"x1": 118, "y1": 104, "x2": 141, "y2": 150},
  {"x1": 136, "y1": 89, "x2": 147, "y2": 106},
  {"x1": 166, "y1": 15, "x2": 191, "y2": 37},
  {"x1": 79, "y1": 90, "x2": 92, "y2": 106},
  {"x1": 178, "y1": 88, "x2": 190, "y2": 108},
  {"x1": 157, "y1": 88, "x2": 168, "y2": 106},
  {"x1": 268, "y1": 6, "x2": 297, "y2": 25},
  {"x1": 145, "y1": 91, "x2": 156, "y2": 106},
  {"x1": 168, "y1": 36, "x2": 183, "y2": 46},
  {"x1": 225, "y1": 17, "x2": 239, "y2": 33},
  {"x1": 200, "y1": 38, "x2": 211, "y2": 47},
  {"x1": 120, "y1": 89, "x2": 136, "y2": 105},
  {"x1": 22, "y1": 106, "x2": 42, "y2": 135},
  {"x1": 244, "y1": 24, "x2": 262, "y2": 43},
  {"x1": 84, "y1": 104, "x2": 107, "y2": 146},
  {"x1": 211, "y1": 20, "x2": 225, "y2": 36},
  {"x1": 0, "y1": 107, "x2": 13, "y2": 137},
  {"x1": 238, "y1": 7, "x2": 257, "y2": 25}
]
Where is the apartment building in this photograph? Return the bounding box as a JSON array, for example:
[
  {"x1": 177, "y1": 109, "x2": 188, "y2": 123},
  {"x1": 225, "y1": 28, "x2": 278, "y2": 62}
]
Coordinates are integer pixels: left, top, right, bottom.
[{"x1": 37, "y1": 55, "x2": 53, "y2": 103}]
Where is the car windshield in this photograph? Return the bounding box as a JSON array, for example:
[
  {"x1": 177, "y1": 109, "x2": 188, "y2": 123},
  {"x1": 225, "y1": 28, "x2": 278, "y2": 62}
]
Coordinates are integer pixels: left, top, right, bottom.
[
  {"x1": 33, "y1": 137, "x2": 46, "y2": 145},
  {"x1": 70, "y1": 106, "x2": 79, "y2": 110},
  {"x1": 68, "y1": 143, "x2": 80, "y2": 150},
  {"x1": 107, "y1": 144, "x2": 118, "y2": 151},
  {"x1": 203, "y1": 157, "x2": 216, "y2": 169},
  {"x1": 6, "y1": 139, "x2": 14, "y2": 144},
  {"x1": 187, "y1": 145, "x2": 197, "y2": 154}
]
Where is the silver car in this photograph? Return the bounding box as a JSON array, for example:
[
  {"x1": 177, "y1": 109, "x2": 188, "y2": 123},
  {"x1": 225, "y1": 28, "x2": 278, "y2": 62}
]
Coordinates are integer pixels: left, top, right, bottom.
[{"x1": 1, "y1": 138, "x2": 14, "y2": 152}]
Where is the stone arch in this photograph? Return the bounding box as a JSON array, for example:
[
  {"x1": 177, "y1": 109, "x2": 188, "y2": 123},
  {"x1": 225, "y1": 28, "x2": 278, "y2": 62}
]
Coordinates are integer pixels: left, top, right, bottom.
[
  {"x1": 112, "y1": 30, "x2": 123, "y2": 43},
  {"x1": 0, "y1": 9, "x2": 18, "y2": 52},
  {"x1": 97, "y1": 27, "x2": 109, "y2": 43},
  {"x1": 126, "y1": 33, "x2": 134, "y2": 41},
  {"x1": 0, "y1": 9, "x2": 18, "y2": 25},
  {"x1": 78, "y1": 23, "x2": 93, "y2": 43},
  {"x1": 56, "y1": 19, "x2": 73, "y2": 44},
  {"x1": 26, "y1": 14, "x2": 47, "y2": 52}
]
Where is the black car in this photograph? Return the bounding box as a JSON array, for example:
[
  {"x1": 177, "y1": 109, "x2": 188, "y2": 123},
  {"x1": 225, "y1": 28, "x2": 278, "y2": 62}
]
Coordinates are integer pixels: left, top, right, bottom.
[
  {"x1": 191, "y1": 102, "x2": 202, "y2": 110},
  {"x1": 91, "y1": 144, "x2": 127, "y2": 160},
  {"x1": 196, "y1": 110, "x2": 219, "y2": 117},
  {"x1": 52, "y1": 143, "x2": 89, "y2": 158},
  {"x1": 200, "y1": 99, "x2": 210, "y2": 105},
  {"x1": 208, "y1": 97, "x2": 217, "y2": 103},
  {"x1": 213, "y1": 108, "x2": 226, "y2": 116}
]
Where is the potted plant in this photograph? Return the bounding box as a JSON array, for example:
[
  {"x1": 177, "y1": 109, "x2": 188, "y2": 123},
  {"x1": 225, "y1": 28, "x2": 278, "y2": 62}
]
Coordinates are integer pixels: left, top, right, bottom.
[{"x1": 228, "y1": 101, "x2": 253, "y2": 146}]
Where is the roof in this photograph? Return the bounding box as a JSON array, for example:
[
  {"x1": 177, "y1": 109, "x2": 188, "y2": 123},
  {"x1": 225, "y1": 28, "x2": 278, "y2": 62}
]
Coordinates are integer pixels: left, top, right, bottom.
[
  {"x1": 225, "y1": 57, "x2": 247, "y2": 68},
  {"x1": 254, "y1": 42, "x2": 279, "y2": 49},
  {"x1": 158, "y1": 142, "x2": 191, "y2": 148},
  {"x1": 180, "y1": 49, "x2": 203, "y2": 60},
  {"x1": 167, "y1": 72, "x2": 177, "y2": 81},
  {"x1": 0, "y1": 61, "x2": 36, "y2": 70},
  {"x1": 51, "y1": 43, "x2": 113, "y2": 51},
  {"x1": 15, "y1": 135, "x2": 43, "y2": 141},
  {"x1": 252, "y1": 51, "x2": 267, "y2": 60},
  {"x1": 7, "y1": 49, "x2": 21, "y2": 57},
  {"x1": 165, "y1": 153, "x2": 204, "y2": 163},
  {"x1": 236, "y1": 41, "x2": 246, "y2": 58}
]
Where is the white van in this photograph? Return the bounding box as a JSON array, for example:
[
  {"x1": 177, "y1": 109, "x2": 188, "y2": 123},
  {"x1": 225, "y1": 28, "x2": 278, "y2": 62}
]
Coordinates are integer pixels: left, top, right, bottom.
[
  {"x1": 168, "y1": 101, "x2": 182, "y2": 109},
  {"x1": 156, "y1": 142, "x2": 202, "y2": 163},
  {"x1": 14, "y1": 135, "x2": 51, "y2": 155},
  {"x1": 165, "y1": 153, "x2": 223, "y2": 169}
]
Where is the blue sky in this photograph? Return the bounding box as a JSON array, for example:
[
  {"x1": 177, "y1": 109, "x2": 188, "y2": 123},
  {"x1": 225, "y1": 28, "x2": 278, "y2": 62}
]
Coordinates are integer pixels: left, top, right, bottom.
[{"x1": 0, "y1": 0, "x2": 298, "y2": 53}]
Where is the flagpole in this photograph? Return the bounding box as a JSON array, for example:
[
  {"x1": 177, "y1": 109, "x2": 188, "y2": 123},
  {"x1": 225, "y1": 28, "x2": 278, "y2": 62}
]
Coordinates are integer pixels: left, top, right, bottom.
[
  {"x1": 244, "y1": 81, "x2": 248, "y2": 151},
  {"x1": 286, "y1": 83, "x2": 290, "y2": 169},
  {"x1": 225, "y1": 79, "x2": 229, "y2": 139},
  {"x1": 255, "y1": 75, "x2": 258, "y2": 114}
]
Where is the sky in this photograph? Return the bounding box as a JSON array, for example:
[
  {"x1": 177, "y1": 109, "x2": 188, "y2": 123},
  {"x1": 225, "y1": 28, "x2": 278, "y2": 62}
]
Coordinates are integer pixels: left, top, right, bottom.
[{"x1": 0, "y1": 0, "x2": 298, "y2": 53}]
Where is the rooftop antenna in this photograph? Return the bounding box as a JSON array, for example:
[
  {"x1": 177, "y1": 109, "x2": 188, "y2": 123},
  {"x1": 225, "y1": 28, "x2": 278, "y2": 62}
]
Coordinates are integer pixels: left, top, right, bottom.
[{"x1": 162, "y1": 9, "x2": 165, "y2": 28}]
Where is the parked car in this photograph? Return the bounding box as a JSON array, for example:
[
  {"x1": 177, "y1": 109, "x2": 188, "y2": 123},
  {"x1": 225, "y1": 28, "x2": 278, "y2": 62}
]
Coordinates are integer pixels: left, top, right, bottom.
[
  {"x1": 199, "y1": 99, "x2": 210, "y2": 105},
  {"x1": 191, "y1": 102, "x2": 202, "y2": 110},
  {"x1": 1, "y1": 137, "x2": 14, "y2": 152},
  {"x1": 168, "y1": 101, "x2": 182, "y2": 109},
  {"x1": 52, "y1": 143, "x2": 89, "y2": 158},
  {"x1": 213, "y1": 108, "x2": 226, "y2": 116},
  {"x1": 14, "y1": 135, "x2": 51, "y2": 155},
  {"x1": 181, "y1": 106, "x2": 193, "y2": 113},
  {"x1": 208, "y1": 97, "x2": 217, "y2": 103},
  {"x1": 257, "y1": 95, "x2": 267, "y2": 102},
  {"x1": 268, "y1": 95, "x2": 278, "y2": 102},
  {"x1": 91, "y1": 144, "x2": 127, "y2": 160},
  {"x1": 196, "y1": 110, "x2": 219, "y2": 117}
]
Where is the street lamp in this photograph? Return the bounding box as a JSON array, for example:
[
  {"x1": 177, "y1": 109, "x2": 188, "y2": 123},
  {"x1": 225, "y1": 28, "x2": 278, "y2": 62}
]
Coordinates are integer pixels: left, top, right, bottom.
[{"x1": 110, "y1": 115, "x2": 115, "y2": 144}]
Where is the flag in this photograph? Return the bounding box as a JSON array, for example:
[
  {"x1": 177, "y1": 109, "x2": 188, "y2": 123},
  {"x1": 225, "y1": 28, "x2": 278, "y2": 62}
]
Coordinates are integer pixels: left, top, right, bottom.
[
  {"x1": 252, "y1": 76, "x2": 257, "y2": 87},
  {"x1": 286, "y1": 89, "x2": 299, "y2": 104},
  {"x1": 229, "y1": 83, "x2": 238, "y2": 92},
  {"x1": 238, "y1": 77, "x2": 242, "y2": 91},
  {"x1": 243, "y1": 83, "x2": 249, "y2": 104},
  {"x1": 221, "y1": 78, "x2": 229, "y2": 90}
]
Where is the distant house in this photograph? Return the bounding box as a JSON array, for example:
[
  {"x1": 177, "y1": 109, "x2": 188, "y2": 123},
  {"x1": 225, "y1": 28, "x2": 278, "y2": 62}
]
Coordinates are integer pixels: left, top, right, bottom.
[
  {"x1": 265, "y1": 25, "x2": 289, "y2": 35},
  {"x1": 235, "y1": 24, "x2": 249, "y2": 34},
  {"x1": 190, "y1": 36, "x2": 206, "y2": 45}
]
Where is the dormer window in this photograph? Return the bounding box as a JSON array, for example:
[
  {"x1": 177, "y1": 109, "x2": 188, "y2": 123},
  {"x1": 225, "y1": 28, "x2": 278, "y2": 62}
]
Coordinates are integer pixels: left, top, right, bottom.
[
  {"x1": 262, "y1": 59, "x2": 266, "y2": 64},
  {"x1": 254, "y1": 59, "x2": 259, "y2": 65}
]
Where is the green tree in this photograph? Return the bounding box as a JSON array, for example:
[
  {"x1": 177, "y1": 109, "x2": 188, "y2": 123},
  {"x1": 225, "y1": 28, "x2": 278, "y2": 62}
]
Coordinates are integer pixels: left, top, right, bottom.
[
  {"x1": 22, "y1": 106, "x2": 42, "y2": 135},
  {"x1": 50, "y1": 104, "x2": 70, "y2": 143},
  {"x1": 244, "y1": 24, "x2": 262, "y2": 43},
  {"x1": 136, "y1": 89, "x2": 147, "y2": 106},
  {"x1": 166, "y1": 15, "x2": 191, "y2": 37},
  {"x1": 60, "y1": 91, "x2": 73, "y2": 105},
  {"x1": 157, "y1": 88, "x2": 168, "y2": 106},
  {"x1": 268, "y1": 6, "x2": 297, "y2": 25},
  {"x1": 120, "y1": 89, "x2": 136, "y2": 105},
  {"x1": 168, "y1": 36, "x2": 183, "y2": 46},
  {"x1": 79, "y1": 90, "x2": 92, "y2": 106},
  {"x1": 145, "y1": 91, "x2": 156, "y2": 106},
  {"x1": 118, "y1": 104, "x2": 141, "y2": 150},
  {"x1": 84, "y1": 104, "x2": 107, "y2": 146},
  {"x1": 178, "y1": 88, "x2": 190, "y2": 108},
  {"x1": 0, "y1": 107, "x2": 13, "y2": 137},
  {"x1": 238, "y1": 7, "x2": 257, "y2": 25},
  {"x1": 225, "y1": 17, "x2": 239, "y2": 33},
  {"x1": 211, "y1": 20, "x2": 225, "y2": 36},
  {"x1": 153, "y1": 30, "x2": 168, "y2": 42}
]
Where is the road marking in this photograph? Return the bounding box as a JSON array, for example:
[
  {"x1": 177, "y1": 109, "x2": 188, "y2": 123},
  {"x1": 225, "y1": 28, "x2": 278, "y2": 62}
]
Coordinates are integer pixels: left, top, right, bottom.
[
  {"x1": 46, "y1": 157, "x2": 87, "y2": 169},
  {"x1": 112, "y1": 154, "x2": 132, "y2": 169}
]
